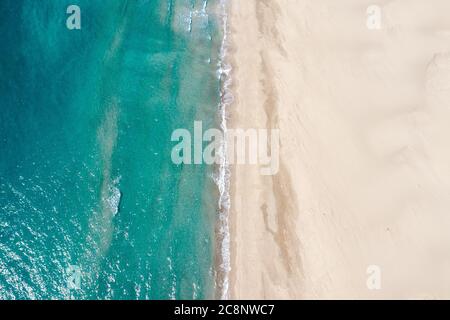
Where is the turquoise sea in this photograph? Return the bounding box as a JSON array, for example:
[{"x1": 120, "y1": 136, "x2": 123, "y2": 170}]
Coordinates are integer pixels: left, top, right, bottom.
[{"x1": 0, "y1": 0, "x2": 228, "y2": 299}]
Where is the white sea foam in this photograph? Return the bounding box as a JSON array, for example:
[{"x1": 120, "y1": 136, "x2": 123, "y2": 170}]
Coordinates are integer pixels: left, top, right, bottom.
[
  {"x1": 214, "y1": 0, "x2": 232, "y2": 300},
  {"x1": 106, "y1": 176, "x2": 122, "y2": 217}
]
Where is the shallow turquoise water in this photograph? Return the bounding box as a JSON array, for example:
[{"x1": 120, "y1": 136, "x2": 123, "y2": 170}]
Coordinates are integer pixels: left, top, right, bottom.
[{"x1": 0, "y1": 0, "x2": 222, "y2": 299}]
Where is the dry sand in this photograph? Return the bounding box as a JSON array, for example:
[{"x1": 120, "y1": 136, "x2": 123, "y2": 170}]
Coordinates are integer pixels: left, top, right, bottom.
[{"x1": 229, "y1": 0, "x2": 450, "y2": 299}]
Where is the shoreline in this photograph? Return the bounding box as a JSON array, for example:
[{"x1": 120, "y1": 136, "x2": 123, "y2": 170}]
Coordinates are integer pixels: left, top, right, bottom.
[{"x1": 214, "y1": 0, "x2": 232, "y2": 300}]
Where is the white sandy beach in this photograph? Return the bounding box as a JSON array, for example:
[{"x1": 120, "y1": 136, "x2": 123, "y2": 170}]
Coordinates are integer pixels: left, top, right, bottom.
[{"x1": 229, "y1": 0, "x2": 450, "y2": 299}]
